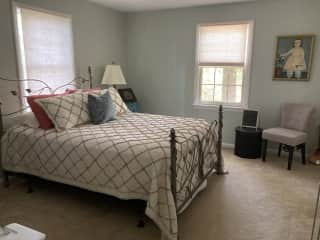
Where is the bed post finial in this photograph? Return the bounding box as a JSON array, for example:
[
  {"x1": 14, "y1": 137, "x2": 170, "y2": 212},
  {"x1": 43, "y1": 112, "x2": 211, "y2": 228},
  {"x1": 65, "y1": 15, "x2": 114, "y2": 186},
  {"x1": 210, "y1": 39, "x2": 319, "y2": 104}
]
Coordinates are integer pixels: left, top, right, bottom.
[
  {"x1": 170, "y1": 128, "x2": 178, "y2": 207},
  {"x1": 216, "y1": 105, "x2": 227, "y2": 175}
]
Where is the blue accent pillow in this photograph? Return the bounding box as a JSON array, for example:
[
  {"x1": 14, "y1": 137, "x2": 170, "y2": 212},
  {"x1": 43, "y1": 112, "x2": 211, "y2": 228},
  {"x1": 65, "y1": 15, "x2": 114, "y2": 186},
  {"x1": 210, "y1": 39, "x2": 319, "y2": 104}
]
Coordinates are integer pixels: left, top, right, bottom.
[{"x1": 88, "y1": 91, "x2": 116, "y2": 124}]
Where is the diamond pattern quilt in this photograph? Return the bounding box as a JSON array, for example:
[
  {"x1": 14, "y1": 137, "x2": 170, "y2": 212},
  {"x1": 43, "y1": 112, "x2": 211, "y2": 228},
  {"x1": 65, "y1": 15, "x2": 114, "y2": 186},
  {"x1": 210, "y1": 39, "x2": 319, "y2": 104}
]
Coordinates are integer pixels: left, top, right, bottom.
[{"x1": 1, "y1": 112, "x2": 217, "y2": 240}]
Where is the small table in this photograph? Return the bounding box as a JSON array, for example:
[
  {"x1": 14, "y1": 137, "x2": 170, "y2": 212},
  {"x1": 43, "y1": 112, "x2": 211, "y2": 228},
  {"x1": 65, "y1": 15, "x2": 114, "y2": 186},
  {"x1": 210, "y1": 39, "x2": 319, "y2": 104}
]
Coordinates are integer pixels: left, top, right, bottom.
[
  {"x1": 126, "y1": 102, "x2": 139, "y2": 112},
  {"x1": 1, "y1": 223, "x2": 46, "y2": 240},
  {"x1": 234, "y1": 127, "x2": 263, "y2": 159}
]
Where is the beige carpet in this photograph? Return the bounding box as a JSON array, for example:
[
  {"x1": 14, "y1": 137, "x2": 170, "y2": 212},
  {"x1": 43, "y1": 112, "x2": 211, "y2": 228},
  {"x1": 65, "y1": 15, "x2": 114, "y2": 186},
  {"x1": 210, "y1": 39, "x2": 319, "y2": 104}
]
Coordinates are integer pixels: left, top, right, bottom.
[{"x1": 1, "y1": 149, "x2": 319, "y2": 240}]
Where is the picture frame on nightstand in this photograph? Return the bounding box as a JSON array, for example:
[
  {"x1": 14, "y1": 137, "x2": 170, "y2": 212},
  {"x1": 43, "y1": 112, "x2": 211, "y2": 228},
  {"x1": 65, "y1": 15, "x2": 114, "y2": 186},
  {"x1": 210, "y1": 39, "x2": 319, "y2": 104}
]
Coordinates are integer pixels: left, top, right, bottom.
[
  {"x1": 118, "y1": 88, "x2": 139, "y2": 112},
  {"x1": 118, "y1": 88, "x2": 137, "y2": 102}
]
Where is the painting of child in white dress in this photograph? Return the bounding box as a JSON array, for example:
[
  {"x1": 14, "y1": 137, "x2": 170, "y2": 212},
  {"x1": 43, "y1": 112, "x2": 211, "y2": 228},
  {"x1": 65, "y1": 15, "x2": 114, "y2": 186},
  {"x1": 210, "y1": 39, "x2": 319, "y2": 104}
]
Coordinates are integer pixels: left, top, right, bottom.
[{"x1": 273, "y1": 35, "x2": 315, "y2": 81}]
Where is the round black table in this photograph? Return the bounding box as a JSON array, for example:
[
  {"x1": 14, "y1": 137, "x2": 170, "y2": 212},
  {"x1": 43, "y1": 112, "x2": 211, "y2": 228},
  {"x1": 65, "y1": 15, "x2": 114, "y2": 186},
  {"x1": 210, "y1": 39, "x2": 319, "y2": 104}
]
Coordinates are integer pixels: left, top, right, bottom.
[{"x1": 234, "y1": 127, "x2": 263, "y2": 159}]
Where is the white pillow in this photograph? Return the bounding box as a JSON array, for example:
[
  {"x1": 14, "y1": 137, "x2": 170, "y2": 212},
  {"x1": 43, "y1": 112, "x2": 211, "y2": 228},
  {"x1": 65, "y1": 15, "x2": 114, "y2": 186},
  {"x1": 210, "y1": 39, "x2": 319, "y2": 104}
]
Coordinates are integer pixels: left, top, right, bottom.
[
  {"x1": 4, "y1": 112, "x2": 39, "y2": 129},
  {"x1": 34, "y1": 88, "x2": 128, "y2": 131},
  {"x1": 35, "y1": 90, "x2": 108, "y2": 131},
  {"x1": 108, "y1": 87, "x2": 130, "y2": 115},
  {"x1": 35, "y1": 92, "x2": 91, "y2": 131},
  {"x1": 73, "y1": 88, "x2": 129, "y2": 115},
  {"x1": 75, "y1": 87, "x2": 129, "y2": 115}
]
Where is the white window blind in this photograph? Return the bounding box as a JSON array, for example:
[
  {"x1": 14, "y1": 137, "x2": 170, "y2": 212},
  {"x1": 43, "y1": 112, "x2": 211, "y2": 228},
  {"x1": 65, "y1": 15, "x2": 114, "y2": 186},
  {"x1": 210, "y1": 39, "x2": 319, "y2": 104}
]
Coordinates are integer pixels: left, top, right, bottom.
[
  {"x1": 14, "y1": 5, "x2": 75, "y2": 100},
  {"x1": 195, "y1": 22, "x2": 252, "y2": 107},
  {"x1": 198, "y1": 24, "x2": 248, "y2": 65}
]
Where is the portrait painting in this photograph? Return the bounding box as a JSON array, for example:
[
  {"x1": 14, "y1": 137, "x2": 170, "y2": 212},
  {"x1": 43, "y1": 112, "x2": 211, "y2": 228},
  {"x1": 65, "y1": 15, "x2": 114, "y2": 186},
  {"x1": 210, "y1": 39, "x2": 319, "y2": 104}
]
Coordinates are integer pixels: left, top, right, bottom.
[{"x1": 273, "y1": 35, "x2": 315, "y2": 81}]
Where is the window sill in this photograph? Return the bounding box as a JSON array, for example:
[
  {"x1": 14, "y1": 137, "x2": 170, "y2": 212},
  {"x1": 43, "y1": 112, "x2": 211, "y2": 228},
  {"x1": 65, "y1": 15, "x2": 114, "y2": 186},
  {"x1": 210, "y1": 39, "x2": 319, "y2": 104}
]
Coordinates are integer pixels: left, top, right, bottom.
[{"x1": 192, "y1": 103, "x2": 246, "y2": 112}]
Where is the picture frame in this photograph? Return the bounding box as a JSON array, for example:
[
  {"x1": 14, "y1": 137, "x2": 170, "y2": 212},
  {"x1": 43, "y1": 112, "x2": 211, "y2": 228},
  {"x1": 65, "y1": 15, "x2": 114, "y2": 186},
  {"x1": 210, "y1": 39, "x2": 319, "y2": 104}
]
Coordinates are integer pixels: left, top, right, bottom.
[
  {"x1": 242, "y1": 109, "x2": 260, "y2": 129},
  {"x1": 273, "y1": 34, "x2": 315, "y2": 81},
  {"x1": 117, "y1": 88, "x2": 137, "y2": 102}
]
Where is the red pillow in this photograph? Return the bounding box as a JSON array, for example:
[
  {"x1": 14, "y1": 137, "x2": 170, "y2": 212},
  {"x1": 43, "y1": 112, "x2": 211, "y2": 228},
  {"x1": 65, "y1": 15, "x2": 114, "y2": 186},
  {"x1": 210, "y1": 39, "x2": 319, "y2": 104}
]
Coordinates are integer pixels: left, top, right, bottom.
[{"x1": 27, "y1": 93, "x2": 69, "y2": 129}]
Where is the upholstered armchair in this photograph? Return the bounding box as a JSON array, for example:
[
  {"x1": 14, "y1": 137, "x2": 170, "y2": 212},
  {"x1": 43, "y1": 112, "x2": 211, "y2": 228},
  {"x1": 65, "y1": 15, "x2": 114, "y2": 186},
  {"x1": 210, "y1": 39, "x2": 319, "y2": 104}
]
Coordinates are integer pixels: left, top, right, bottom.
[{"x1": 262, "y1": 103, "x2": 314, "y2": 170}]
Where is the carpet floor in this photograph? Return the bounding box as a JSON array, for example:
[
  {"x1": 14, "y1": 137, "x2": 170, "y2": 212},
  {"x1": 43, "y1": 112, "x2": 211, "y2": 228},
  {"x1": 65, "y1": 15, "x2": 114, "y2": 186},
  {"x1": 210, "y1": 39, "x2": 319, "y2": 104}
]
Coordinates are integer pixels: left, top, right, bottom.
[{"x1": 1, "y1": 149, "x2": 319, "y2": 240}]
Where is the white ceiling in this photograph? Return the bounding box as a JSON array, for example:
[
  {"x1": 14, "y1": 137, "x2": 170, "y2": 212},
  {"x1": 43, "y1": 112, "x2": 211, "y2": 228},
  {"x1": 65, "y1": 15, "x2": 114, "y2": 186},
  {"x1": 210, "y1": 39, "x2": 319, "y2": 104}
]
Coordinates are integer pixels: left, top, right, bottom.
[{"x1": 90, "y1": 0, "x2": 256, "y2": 12}]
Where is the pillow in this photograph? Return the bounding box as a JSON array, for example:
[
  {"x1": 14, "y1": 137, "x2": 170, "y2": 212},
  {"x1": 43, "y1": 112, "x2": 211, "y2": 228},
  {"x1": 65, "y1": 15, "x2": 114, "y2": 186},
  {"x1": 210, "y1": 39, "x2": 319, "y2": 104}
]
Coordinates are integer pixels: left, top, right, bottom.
[
  {"x1": 108, "y1": 87, "x2": 130, "y2": 115},
  {"x1": 76, "y1": 87, "x2": 129, "y2": 115},
  {"x1": 27, "y1": 94, "x2": 64, "y2": 129},
  {"x1": 5, "y1": 112, "x2": 39, "y2": 130},
  {"x1": 19, "y1": 112, "x2": 39, "y2": 128},
  {"x1": 35, "y1": 90, "x2": 107, "y2": 131},
  {"x1": 88, "y1": 91, "x2": 116, "y2": 124},
  {"x1": 35, "y1": 92, "x2": 91, "y2": 131}
]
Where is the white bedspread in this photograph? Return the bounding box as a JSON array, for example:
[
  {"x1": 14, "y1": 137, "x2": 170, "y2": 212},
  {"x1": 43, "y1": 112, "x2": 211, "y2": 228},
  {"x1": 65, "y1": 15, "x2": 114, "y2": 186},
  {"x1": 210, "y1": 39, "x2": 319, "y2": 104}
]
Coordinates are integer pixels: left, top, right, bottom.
[{"x1": 1, "y1": 112, "x2": 217, "y2": 240}]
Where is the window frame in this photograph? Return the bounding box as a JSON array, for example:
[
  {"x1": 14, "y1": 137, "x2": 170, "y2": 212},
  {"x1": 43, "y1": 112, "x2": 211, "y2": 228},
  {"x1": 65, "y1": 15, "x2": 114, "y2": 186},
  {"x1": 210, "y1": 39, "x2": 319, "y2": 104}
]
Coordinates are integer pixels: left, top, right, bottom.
[
  {"x1": 12, "y1": 1, "x2": 76, "y2": 107},
  {"x1": 193, "y1": 20, "x2": 254, "y2": 109}
]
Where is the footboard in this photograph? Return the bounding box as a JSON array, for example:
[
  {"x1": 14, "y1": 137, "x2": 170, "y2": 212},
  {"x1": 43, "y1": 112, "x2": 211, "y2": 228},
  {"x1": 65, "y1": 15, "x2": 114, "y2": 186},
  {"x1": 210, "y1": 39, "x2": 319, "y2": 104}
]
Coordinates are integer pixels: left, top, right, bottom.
[{"x1": 170, "y1": 105, "x2": 225, "y2": 212}]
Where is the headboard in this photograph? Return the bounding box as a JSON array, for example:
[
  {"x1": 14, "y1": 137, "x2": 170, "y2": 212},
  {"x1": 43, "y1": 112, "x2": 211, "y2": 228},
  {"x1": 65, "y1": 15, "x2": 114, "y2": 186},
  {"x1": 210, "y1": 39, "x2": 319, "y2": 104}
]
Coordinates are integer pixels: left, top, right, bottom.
[{"x1": 0, "y1": 66, "x2": 93, "y2": 137}]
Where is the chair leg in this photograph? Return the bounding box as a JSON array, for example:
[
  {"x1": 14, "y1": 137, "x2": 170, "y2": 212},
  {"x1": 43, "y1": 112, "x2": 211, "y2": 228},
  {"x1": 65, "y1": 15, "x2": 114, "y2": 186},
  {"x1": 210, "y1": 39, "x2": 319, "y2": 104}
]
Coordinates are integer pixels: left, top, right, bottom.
[
  {"x1": 288, "y1": 146, "x2": 294, "y2": 170},
  {"x1": 278, "y1": 143, "x2": 282, "y2": 157},
  {"x1": 262, "y1": 140, "x2": 268, "y2": 162},
  {"x1": 301, "y1": 143, "x2": 306, "y2": 165}
]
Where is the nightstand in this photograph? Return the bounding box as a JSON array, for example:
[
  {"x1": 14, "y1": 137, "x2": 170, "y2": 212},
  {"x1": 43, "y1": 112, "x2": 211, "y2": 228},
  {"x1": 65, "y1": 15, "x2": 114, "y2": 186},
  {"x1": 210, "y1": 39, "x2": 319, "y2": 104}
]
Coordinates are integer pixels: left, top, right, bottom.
[
  {"x1": 126, "y1": 102, "x2": 139, "y2": 112},
  {"x1": 234, "y1": 127, "x2": 263, "y2": 159}
]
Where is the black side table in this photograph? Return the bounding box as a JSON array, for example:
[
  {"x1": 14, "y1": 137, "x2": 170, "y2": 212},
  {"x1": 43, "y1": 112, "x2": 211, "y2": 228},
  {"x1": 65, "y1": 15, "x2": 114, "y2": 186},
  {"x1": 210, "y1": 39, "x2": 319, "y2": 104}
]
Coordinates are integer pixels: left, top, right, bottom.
[{"x1": 234, "y1": 127, "x2": 263, "y2": 159}]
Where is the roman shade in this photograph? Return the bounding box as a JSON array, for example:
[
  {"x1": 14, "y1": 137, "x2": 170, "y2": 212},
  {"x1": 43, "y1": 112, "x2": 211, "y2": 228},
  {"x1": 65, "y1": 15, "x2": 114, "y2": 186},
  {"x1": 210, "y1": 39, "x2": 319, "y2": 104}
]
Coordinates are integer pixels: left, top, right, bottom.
[
  {"x1": 198, "y1": 23, "x2": 249, "y2": 65},
  {"x1": 15, "y1": 6, "x2": 75, "y2": 96}
]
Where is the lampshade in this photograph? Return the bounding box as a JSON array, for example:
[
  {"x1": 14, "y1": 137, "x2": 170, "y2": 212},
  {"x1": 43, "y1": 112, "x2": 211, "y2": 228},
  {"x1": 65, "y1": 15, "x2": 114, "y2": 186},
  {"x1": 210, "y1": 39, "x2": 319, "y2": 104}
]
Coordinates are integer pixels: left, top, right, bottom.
[{"x1": 101, "y1": 65, "x2": 126, "y2": 85}]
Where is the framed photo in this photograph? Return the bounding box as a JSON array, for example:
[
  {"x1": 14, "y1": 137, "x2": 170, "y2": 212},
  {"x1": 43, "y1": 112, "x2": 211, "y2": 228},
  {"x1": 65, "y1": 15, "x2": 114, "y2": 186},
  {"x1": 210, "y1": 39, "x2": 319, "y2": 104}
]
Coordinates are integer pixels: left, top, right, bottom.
[
  {"x1": 273, "y1": 35, "x2": 315, "y2": 81},
  {"x1": 117, "y1": 88, "x2": 137, "y2": 102},
  {"x1": 242, "y1": 109, "x2": 259, "y2": 129}
]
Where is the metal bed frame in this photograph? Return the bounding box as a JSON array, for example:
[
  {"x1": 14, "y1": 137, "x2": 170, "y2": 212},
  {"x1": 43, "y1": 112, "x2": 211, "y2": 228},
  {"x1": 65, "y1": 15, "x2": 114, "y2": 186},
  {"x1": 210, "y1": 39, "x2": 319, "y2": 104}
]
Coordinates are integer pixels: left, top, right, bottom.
[
  {"x1": 311, "y1": 184, "x2": 320, "y2": 240},
  {"x1": 169, "y1": 105, "x2": 225, "y2": 212},
  {"x1": 0, "y1": 72, "x2": 226, "y2": 223}
]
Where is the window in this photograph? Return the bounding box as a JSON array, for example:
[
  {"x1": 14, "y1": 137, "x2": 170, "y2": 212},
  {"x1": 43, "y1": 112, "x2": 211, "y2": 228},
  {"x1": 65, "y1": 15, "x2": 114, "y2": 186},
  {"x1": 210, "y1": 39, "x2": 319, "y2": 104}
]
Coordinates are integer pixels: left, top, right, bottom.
[
  {"x1": 195, "y1": 22, "x2": 253, "y2": 108},
  {"x1": 13, "y1": 3, "x2": 75, "y2": 106}
]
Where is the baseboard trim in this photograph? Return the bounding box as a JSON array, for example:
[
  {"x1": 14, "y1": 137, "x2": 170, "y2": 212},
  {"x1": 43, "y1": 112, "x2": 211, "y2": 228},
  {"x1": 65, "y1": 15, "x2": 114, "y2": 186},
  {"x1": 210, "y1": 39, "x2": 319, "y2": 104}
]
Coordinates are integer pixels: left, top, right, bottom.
[
  {"x1": 222, "y1": 143, "x2": 279, "y2": 154},
  {"x1": 222, "y1": 143, "x2": 234, "y2": 149}
]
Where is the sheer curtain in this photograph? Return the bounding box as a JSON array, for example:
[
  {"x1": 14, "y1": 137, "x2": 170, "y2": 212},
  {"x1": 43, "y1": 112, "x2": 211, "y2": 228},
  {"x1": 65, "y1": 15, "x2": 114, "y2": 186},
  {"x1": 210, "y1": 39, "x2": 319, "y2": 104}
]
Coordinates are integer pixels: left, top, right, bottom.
[
  {"x1": 198, "y1": 24, "x2": 248, "y2": 65},
  {"x1": 15, "y1": 6, "x2": 75, "y2": 99}
]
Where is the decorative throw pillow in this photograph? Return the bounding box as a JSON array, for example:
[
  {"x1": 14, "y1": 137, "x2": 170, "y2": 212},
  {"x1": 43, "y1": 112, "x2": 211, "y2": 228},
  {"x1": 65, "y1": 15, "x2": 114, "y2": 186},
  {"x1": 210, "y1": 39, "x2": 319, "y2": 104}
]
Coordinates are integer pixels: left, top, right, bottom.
[
  {"x1": 108, "y1": 87, "x2": 130, "y2": 115},
  {"x1": 27, "y1": 93, "x2": 68, "y2": 129},
  {"x1": 88, "y1": 91, "x2": 116, "y2": 124},
  {"x1": 35, "y1": 92, "x2": 92, "y2": 131}
]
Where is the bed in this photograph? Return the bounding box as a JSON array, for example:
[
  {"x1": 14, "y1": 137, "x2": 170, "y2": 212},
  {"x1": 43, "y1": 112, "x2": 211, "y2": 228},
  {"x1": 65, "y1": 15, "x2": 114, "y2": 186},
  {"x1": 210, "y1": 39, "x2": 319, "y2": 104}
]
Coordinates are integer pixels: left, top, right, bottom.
[{"x1": 0, "y1": 77, "x2": 225, "y2": 240}]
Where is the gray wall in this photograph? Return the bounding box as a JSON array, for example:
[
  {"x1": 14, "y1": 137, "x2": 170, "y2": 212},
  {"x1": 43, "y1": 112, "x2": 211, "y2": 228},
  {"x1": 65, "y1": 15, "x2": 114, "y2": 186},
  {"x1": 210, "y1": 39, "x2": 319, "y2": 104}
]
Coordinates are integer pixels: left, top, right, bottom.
[
  {"x1": 0, "y1": 0, "x2": 126, "y2": 114},
  {"x1": 126, "y1": 0, "x2": 320, "y2": 147},
  {"x1": 1, "y1": 0, "x2": 319, "y2": 148}
]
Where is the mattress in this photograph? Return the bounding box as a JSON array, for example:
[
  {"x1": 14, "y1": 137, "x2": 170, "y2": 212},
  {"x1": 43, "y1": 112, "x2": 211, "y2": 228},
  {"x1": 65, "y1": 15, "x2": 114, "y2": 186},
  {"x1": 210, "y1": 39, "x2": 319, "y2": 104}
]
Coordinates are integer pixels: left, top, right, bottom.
[{"x1": 1, "y1": 112, "x2": 217, "y2": 240}]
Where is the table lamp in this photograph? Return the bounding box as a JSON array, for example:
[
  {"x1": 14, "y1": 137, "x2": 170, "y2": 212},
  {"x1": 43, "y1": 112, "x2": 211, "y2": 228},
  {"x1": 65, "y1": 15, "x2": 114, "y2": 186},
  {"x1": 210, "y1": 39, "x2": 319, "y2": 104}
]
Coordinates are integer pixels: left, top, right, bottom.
[{"x1": 101, "y1": 64, "x2": 126, "y2": 88}]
